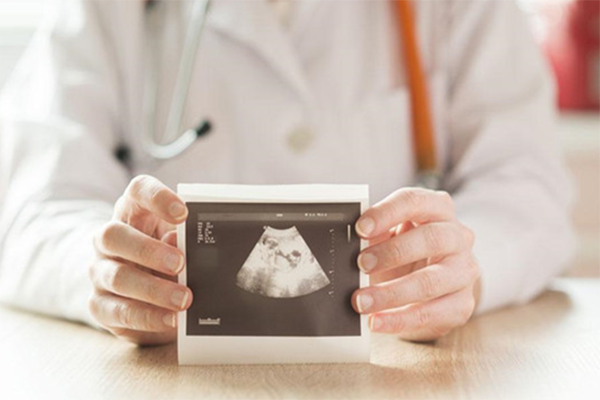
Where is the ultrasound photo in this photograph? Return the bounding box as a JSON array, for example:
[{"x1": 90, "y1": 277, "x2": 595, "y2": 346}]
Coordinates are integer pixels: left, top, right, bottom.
[{"x1": 184, "y1": 202, "x2": 362, "y2": 337}]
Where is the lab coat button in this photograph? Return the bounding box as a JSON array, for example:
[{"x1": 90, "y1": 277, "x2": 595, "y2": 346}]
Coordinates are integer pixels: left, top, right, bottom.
[{"x1": 287, "y1": 126, "x2": 314, "y2": 153}]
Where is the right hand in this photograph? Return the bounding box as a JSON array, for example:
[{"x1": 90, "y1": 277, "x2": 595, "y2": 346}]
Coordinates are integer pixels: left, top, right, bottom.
[{"x1": 88, "y1": 175, "x2": 192, "y2": 345}]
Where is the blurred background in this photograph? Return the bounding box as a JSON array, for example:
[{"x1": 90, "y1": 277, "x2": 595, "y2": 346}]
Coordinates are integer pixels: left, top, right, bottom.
[{"x1": 0, "y1": 0, "x2": 598, "y2": 277}]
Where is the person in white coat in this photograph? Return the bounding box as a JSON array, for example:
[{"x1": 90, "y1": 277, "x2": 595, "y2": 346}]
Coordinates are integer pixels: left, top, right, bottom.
[{"x1": 0, "y1": 0, "x2": 575, "y2": 345}]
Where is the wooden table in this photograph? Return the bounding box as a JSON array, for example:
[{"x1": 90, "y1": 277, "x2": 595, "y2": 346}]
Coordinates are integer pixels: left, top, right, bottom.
[{"x1": 2, "y1": 278, "x2": 599, "y2": 400}]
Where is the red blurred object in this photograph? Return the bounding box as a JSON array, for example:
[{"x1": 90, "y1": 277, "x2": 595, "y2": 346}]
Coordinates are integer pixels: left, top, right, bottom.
[{"x1": 542, "y1": 0, "x2": 600, "y2": 111}]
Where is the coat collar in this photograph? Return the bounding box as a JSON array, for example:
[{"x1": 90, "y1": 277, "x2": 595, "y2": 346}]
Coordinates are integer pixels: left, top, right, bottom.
[{"x1": 206, "y1": 0, "x2": 312, "y2": 102}]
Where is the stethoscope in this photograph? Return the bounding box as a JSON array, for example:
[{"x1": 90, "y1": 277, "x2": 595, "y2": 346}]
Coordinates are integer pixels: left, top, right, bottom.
[
  {"x1": 140, "y1": 0, "x2": 440, "y2": 189},
  {"x1": 141, "y1": 0, "x2": 213, "y2": 160}
]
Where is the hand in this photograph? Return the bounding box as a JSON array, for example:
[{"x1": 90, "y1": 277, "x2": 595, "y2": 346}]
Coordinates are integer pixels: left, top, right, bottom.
[
  {"x1": 352, "y1": 188, "x2": 480, "y2": 341},
  {"x1": 88, "y1": 175, "x2": 192, "y2": 345}
]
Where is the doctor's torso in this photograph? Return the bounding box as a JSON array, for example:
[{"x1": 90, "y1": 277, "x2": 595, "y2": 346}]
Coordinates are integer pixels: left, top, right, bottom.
[
  {"x1": 73, "y1": 0, "x2": 451, "y2": 203},
  {"x1": 0, "y1": 0, "x2": 572, "y2": 322}
]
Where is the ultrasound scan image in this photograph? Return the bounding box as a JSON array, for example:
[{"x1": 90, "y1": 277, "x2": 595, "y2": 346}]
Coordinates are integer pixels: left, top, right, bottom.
[
  {"x1": 185, "y1": 202, "x2": 362, "y2": 337},
  {"x1": 236, "y1": 226, "x2": 330, "y2": 298}
]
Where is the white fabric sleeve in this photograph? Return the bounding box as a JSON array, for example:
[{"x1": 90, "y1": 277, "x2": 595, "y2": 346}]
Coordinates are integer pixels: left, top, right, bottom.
[
  {"x1": 443, "y1": 0, "x2": 576, "y2": 314},
  {"x1": 0, "y1": 0, "x2": 131, "y2": 326}
]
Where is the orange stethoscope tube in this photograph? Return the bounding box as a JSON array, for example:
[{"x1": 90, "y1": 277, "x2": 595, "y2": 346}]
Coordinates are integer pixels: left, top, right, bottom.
[{"x1": 394, "y1": 0, "x2": 439, "y2": 187}]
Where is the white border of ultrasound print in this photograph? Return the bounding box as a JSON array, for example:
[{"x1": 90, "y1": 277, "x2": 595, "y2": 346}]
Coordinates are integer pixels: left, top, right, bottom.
[{"x1": 177, "y1": 184, "x2": 370, "y2": 365}]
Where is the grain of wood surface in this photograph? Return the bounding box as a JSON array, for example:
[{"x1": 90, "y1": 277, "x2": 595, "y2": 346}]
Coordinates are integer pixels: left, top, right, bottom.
[{"x1": 1, "y1": 278, "x2": 599, "y2": 400}]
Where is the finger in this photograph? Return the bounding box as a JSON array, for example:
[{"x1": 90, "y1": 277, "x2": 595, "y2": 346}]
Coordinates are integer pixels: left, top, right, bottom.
[
  {"x1": 357, "y1": 222, "x2": 473, "y2": 274},
  {"x1": 90, "y1": 259, "x2": 192, "y2": 311},
  {"x1": 364, "y1": 221, "x2": 414, "y2": 249},
  {"x1": 95, "y1": 221, "x2": 184, "y2": 275},
  {"x1": 352, "y1": 254, "x2": 479, "y2": 314},
  {"x1": 355, "y1": 188, "x2": 454, "y2": 239},
  {"x1": 397, "y1": 221, "x2": 417, "y2": 235},
  {"x1": 161, "y1": 230, "x2": 178, "y2": 247},
  {"x1": 156, "y1": 219, "x2": 176, "y2": 240},
  {"x1": 367, "y1": 222, "x2": 421, "y2": 284},
  {"x1": 367, "y1": 230, "x2": 395, "y2": 247},
  {"x1": 107, "y1": 327, "x2": 176, "y2": 346},
  {"x1": 368, "y1": 286, "x2": 476, "y2": 341},
  {"x1": 148, "y1": 231, "x2": 179, "y2": 284},
  {"x1": 369, "y1": 259, "x2": 426, "y2": 285},
  {"x1": 366, "y1": 221, "x2": 411, "y2": 247},
  {"x1": 124, "y1": 175, "x2": 187, "y2": 224},
  {"x1": 89, "y1": 291, "x2": 178, "y2": 333},
  {"x1": 155, "y1": 231, "x2": 179, "y2": 283}
]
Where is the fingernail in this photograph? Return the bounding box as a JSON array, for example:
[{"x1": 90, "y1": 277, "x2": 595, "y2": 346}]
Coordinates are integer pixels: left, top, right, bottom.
[
  {"x1": 357, "y1": 293, "x2": 374, "y2": 313},
  {"x1": 356, "y1": 217, "x2": 375, "y2": 237},
  {"x1": 171, "y1": 290, "x2": 189, "y2": 309},
  {"x1": 165, "y1": 253, "x2": 184, "y2": 273},
  {"x1": 169, "y1": 202, "x2": 187, "y2": 219},
  {"x1": 369, "y1": 315, "x2": 383, "y2": 331},
  {"x1": 358, "y1": 253, "x2": 377, "y2": 272},
  {"x1": 163, "y1": 313, "x2": 176, "y2": 328}
]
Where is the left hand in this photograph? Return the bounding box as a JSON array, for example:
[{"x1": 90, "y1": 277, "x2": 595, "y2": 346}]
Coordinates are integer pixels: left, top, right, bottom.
[{"x1": 352, "y1": 187, "x2": 480, "y2": 341}]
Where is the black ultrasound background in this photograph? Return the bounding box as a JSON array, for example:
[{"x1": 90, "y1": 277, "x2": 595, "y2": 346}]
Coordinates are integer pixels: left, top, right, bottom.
[{"x1": 185, "y1": 202, "x2": 361, "y2": 337}]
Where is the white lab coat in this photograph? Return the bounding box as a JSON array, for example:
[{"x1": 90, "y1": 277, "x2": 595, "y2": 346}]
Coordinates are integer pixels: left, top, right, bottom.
[{"x1": 0, "y1": 0, "x2": 575, "y2": 327}]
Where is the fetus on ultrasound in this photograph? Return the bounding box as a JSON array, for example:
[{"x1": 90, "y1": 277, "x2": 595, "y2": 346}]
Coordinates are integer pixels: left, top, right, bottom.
[{"x1": 236, "y1": 226, "x2": 330, "y2": 298}]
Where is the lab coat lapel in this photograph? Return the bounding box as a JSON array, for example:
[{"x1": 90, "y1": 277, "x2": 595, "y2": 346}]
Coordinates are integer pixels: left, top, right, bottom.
[{"x1": 207, "y1": 0, "x2": 311, "y2": 102}]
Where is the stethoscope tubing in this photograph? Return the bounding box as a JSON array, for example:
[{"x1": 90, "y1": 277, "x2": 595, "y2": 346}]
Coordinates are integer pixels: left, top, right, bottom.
[{"x1": 142, "y1": 0, "x2": 212, "y2": 160}]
